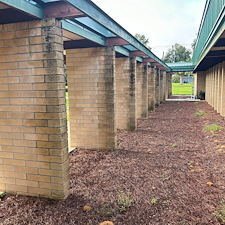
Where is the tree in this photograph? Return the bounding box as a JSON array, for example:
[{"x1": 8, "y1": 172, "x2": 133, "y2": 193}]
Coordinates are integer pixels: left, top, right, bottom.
[
  {"x1": 163, "y1": 43, "x2": 191, "y2": 63},
  {"x1": 172, "y1": 74, "x2": 180, "y2": 83},
  {"x1": 191, "y1": 39, "x2": 197, "y2": 52},
  {"x1": 135, "y1": 33, "x2": 151, "y2": 50}
]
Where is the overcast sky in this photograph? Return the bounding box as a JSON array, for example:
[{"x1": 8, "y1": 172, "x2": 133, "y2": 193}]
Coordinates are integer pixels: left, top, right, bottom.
[{"x1": 91, "y1": 0, "x2": 206, "y2": 59}]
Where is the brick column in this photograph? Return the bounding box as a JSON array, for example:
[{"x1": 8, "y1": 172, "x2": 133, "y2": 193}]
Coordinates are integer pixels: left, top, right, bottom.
[
  {"x1": 66, "y1": 47, "x2": 116, "y2": 150},
  {"x1": 155, "y1": 68, "x2": 160, "y2": 107},
  {"x1": 194, "y1": 71, "x2": 206, "y2": 98},
  {"x1": 162, "y1": 71, "x2": 167, "y2": 101},
  {"x1": 115, "y1": 57, "x2": 137, "y2": 130},
  {"x1": 136, "y1": 63, "x2": 148, "y2": 118},
  {"x1": 142, "y1": 63, "x2": 148, "y2": 118},
  {"x1": 136, "y1": 63, "x2": 143, "y2": 118},
  {"x1": 148, "y1": 67, "x2": 156, "y2": 111},
  {"x1": 0, "y1": 19, "x2": 69, "y2": 199},
  {"x1": 168, "y1": 73, "x2": 172, "y2": 96},
  {"x1": 221, "y1": 62, "x2": 225, "y2": 117},
  {"x1": 217, "y1": 63, "x2": 222, "y2": 113},
  {"x1": 159, "y1": 70, "x2": 164, "y2": 103},
  {"x1": 165, "y1": 72, "x2": 170, "y2": 99}
]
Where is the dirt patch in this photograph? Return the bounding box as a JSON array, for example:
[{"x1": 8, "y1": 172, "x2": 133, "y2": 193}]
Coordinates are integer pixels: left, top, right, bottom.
[{"x1": 0, "y1": 101, "x2": 225, "y2": 225}]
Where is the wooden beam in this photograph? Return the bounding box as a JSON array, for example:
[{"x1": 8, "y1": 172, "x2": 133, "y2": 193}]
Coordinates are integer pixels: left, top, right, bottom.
[
  {"x1": 45, "y1": 2, "x2": 85, "y2": 19},
  {"x1": 143, "y1": 58, "x2": 156, "y2": 63},
  {"x1": 130, "y1": 50, "x2": 147, "y2": 57},
  {"x1": 106, "y1": 37, "x2": 129, "y2": 46}
]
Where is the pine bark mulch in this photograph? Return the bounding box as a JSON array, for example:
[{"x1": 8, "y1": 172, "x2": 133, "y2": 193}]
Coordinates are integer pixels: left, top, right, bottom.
[{"x1": 0, "y1": 101, "x2": 225, "y2": 225}]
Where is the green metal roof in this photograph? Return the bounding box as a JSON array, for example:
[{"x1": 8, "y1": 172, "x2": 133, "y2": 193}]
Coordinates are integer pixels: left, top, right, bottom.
[
  {"x1": 166, "y1": 62, "x2": 194, "y2": 72},
  {"x1": 193, "y1": 0, "x2": 225, "y2": 69}
]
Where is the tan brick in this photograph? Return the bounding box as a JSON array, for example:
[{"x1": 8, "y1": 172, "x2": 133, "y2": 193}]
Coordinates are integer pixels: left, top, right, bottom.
[
  {"x1": 38, "y1": 169, "x2": 64, "y2": 177},
  {"x1": 26, "y1": 159, "x2": 50, "y2": 171},
  {"x1": 0, "y1": 152, "x2": 13, "y2": 159},
  {"x1": 27, "y1": 174, "x2": 50, "y2": 182},
  {"x1": 24, "y1": 133, "x2": 48, "y2": 141},
  {"x1": 28, "y1": 187, "x2": 51, "y2": 196},
  {"x1": 23, "y1": 119, "x2": 48, "y2": 127},
  {"x1": 14, "y1": 153, "x2": 37, "y2": 161},
  {"x1": 14, "y1": 166, "x2": 37, "y2": 174},
  {"x1": 16, "y1": 179, "x2": 38, "y2": 187},
  {"x1": 6, "y1": 184, "x2": 27, "y2": 193},
  {"x1": 37, "y1": 155, "x2": 62, "y2": 163},
  {"x1": 0, "y1": 177, "x2": 15, "y2": 184},
  {"x1": 5, "y1": 171, "x2": 26, "y2": 179},
  {"x1": 4, "y1": 158, "x2": 25, "y2": 166},
  {"x1": 0, "y1": 19, "x2": 68, "y2": 199}
]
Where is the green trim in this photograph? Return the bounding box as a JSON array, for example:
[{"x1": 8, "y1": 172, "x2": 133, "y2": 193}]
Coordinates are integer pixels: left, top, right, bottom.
[
  {"x1": 0, "y1": 0, "x2": 44, "y2": 18},
  {"x1": 194, "y1": 23, "x2": 225, "y2": 71},
  {"x1": 62, "y1": 20, "x2": 105, "y2": 46},
  {"x1": 114, "y1": 46, "x2": 130, "y2": 57},
  {"x1": 193, "y1": 0, "x2": 225, "y2": 66}
]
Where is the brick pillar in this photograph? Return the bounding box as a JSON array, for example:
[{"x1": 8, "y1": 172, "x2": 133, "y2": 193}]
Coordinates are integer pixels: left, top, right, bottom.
[
  {"x1": 66, "y1": 47, "x2": 116, "y2": 150},
  {"x1": 169, "y1": 73, "x2": 172, "y2": 96},
  {"x1": 0, "y1": 19, "x2": 69, "y2": 199},
  {"x1": 136, "y1": 63, "x2": 143, "y2": 118},
  {"x1": 214, "y1": 66, "x2": 218, "y2": 110},
  {"x1": 159, "y1": 70, "x2": 164, "y2": 103},
  {"x1": 221, "y1": 62, "x2": 225, "y2": 117},
  {"x1": 115, "y1": 57, "x2": 136, "y2": 130},
  {"x1": 194, "y1": 71, "x2": 206, "y2": 98},
  {"x1": 148, "y1": 67, "x2": 156, "y2": 111},
  {"x1": 142, "y1": 63, "x2": 148, "y2": 118},
  {"x1": 136, "y1": 62, "x2": 148, "y2": 118},
  {"x1": 165, "y1": 72, "x2": 170, "y2": 99},
  {"x1": 155, "y1": 68, "x2": 160, "y2": 106},
  {"x1": 217, "y1": 63, "x2": 222, "y2": 113},
  {"x1": 162, "y1": 71, "x2": 167, "y2": 101}
]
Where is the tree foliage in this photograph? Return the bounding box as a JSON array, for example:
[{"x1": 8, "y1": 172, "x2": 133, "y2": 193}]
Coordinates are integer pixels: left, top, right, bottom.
[
  {"x1": 135, "y1": 33, "x2": 151, "y2": 50},
  {"x1": 172, "y1": 74, "x2": 180, "y2": 83},
  {"x1": 163, "y1": 43, "x2": 191, "y2": 63},
  {"x1": 191, "y1": 39, "x2": 197, "y2": 53}
]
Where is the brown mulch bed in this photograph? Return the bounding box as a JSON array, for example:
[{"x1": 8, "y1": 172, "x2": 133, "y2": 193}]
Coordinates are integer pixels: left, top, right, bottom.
[{"x1": 1, "y1": 101, "x2": 225, "y2": 225}]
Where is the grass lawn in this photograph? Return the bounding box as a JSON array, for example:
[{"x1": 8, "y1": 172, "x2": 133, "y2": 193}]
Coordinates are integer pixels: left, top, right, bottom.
[{"x1": 172, "y1": 83, "x2": 194, "y2": 95}]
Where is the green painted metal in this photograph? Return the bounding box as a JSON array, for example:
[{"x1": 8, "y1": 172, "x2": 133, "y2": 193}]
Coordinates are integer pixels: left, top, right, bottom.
[
  {"x1": 193, "y1": 0, "x2": 225, "y2": 67},
  {"x1": 114, "y1": 46, "x2": 130, "y2": 57},
  {"x1": 166, "y1": 62, "x2": 194, "y2": 72},
  {"x1": 75, "y1": 17, "x2": 116, "y2": 38},
  {"x1": 0, "y1": 0, "x2": 44, "y2": 18},
  {"x1": 62, "y1": 20, "x2": 105, "y2": 46},
  {"x1": 64, "y1": 0, "x2": 170, "y2": 70}
]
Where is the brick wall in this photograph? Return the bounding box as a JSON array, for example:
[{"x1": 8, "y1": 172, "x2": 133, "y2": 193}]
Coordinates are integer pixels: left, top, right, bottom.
[
  {"x1": 66, "y1": 47, "x2": 116, "y2": 149},
  {"x1": 0, "y1": 19, "x2": 69, "y2": 199},
  {"x1": 136, "y1": 62, "x2": 148, "y2": 118},
  {"x1": 148, "y1": 67, "x2": 156, "y2": 111},
  {"x1": 205, "y1": 62, "x2": 225, "y2": 116},
  {"x1": 155, "y1": 68, "x2": 160, "y2": 106},
  {"x1": 115, "y1": 57, "x2": 137, "y2": 130},
  {"x1": 194, "y1": 71, "x2": 206, "y2": 99},
  {"x1": 159, "y1": 70, "x2": 164, "y2": 103},
  {"x1": 136, "y1": 63, "x2": 143, "y2": 118}
]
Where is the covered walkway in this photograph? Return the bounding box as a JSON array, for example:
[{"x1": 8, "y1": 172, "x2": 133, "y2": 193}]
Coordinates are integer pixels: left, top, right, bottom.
[{"x1": 0, "y1": 0, "x2": 225, "y2": 202}]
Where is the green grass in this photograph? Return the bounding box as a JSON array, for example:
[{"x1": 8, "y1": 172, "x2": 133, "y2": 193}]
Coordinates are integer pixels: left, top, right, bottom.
[
  {"x1": 214, "y1": 202, "x2": 225, "y2": 223},
  {"x1": 172, "y1": 83, "x2": 194, "y2": 95},
  {"x1": 204, "y1": 124, "x2": 222, "y2": 132},
  {"x1": 194, "y1": 110, "x2": 205, "y2": 117}
]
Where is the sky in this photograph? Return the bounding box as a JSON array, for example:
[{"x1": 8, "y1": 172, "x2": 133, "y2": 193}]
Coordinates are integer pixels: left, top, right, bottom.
[{"x1": 91, "y1": 0, "x2": 206, "y2": 59}]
